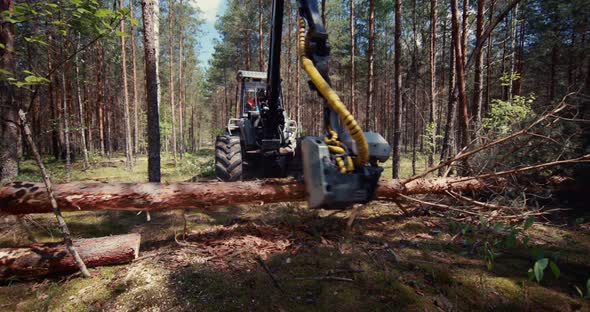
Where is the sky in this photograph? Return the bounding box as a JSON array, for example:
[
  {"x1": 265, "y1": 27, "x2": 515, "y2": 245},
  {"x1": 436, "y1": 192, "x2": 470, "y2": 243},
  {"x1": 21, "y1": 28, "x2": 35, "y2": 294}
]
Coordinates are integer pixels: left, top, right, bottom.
[{"x1": 189, "y1": 0, "x2": 227, "y2": 67}]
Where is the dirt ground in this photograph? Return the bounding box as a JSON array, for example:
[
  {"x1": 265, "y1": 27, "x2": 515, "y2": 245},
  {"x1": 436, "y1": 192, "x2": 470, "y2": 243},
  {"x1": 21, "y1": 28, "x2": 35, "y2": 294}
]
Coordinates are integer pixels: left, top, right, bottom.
[
  {"x1": 1, "y1": 154, "x2": 589, "y2": 311},
  {"x1": 2, "y1": 202, "x2": 589, "y2": 312}
]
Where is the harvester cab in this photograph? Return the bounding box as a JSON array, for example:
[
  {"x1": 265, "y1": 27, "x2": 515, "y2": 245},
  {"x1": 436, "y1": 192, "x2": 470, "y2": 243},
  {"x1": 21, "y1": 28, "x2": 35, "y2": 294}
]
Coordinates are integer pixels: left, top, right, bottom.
[{"x1": 215, "y1": 0, "x2": 391, "y2": 209}]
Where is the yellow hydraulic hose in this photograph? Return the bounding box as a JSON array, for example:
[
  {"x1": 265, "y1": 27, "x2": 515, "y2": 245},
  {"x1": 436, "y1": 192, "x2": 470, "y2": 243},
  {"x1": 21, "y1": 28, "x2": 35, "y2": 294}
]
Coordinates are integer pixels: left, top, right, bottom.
[{"x1": 298, "y1": 19, "x2": 369, "y2": 167}]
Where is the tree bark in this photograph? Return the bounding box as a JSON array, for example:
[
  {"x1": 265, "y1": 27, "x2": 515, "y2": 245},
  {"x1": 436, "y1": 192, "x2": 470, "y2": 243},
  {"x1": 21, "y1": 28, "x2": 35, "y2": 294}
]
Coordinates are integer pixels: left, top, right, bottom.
[
  {"x1": 411, "y1": 0, "x2": 418, "y2": 175},
  {"x1": 142, "y1": 0, "x2": 161, "y2": 182},
  {"x1": 0, "y1": 178, "x2": 498, "y2": 215},
  {"x1": 0, "y1": 0, "x2": 19, "y2": 182},
  {"x1": 451, "y1": 0, "x2": 469, "y2": 150},
  {"x1": 472, "y1": 0, "x2": 486, "y2": 130},
  {"x1": 439, "y1": 13, "x2": 457, "y2": 175},
  {"x1": 428, "y1": 0, "x2": 438, "y2": 167},
  {"x1": 168, "y1": 0, "x2": 178, "y2": 167},
  {"x1": 366, "y1": 0, "x2": 375, "y2": 130},
  {"x1": 121, "y1": 0, "x2": 134, "y2": 170},
  {"x1": 61, "y1": 71, "x2": 71, "y2": 182},
  {"x1": 96, "y1": 43, "x2": 106, "y2": 156},
  {"x1": 349, "y1": 0, "x2": 356, "y2": 118},
  {"x1": 75, "y1": 34, "x2": 90, "y2": 169},
  {"x1": 0, "y1": 234, "x2": 140, "y2": 279},
  {"x1": 259, "y1": 0, "x2": 264, "y2": 71},
  {"x1": 178, "y1": 0, "x2": 184, "y2": 160},
  {"x1": 392, "y1": 0, "x2": 403, "y2": 178},
  {"x1": 130, "y1": 0, "x2": 140, "y2": 157},
  {"x1": 507, "y1": 4, "x2": 518, "y2": 103}
]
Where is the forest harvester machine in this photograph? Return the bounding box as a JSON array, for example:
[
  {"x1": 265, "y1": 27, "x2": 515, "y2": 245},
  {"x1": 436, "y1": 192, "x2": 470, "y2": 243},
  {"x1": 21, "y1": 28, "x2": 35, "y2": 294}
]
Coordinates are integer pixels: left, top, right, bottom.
[{"x1": 214, "y1": 0, "x2": 391, "y2": 209}]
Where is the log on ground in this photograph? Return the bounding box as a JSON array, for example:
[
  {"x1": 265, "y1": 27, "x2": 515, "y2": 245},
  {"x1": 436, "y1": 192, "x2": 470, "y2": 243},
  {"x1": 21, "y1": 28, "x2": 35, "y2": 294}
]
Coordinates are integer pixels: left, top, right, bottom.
[
  {"x1": 0, "y1": 233, "x2": 141, "y2": 279},
  {"x1": 0, "y1": 178, "x2": 498, "y2": 215}
]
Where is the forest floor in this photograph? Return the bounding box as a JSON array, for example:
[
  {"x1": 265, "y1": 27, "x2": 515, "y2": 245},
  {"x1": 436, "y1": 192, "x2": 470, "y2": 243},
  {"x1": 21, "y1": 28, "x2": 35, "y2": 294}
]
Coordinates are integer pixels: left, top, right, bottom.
[{"x1": 1, "y1": 152, "x2": 589, "y2": 311}]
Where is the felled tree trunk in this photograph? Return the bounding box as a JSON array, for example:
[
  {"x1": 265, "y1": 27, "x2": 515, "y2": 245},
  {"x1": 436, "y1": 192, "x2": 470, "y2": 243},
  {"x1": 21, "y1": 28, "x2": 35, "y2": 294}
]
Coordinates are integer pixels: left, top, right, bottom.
[
  {"x1": 0, "y1": 178, "x2": 498, "y2": 215},
  {"x1": 0, "y1": 234, "x2": 140, "y2": 279}
]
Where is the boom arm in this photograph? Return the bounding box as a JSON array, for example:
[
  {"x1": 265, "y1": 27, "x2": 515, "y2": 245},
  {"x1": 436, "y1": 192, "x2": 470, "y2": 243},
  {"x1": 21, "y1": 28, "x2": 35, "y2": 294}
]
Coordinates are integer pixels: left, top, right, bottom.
[{"x1": 261, "y1": 0, "x2": 391, "y2": 208}]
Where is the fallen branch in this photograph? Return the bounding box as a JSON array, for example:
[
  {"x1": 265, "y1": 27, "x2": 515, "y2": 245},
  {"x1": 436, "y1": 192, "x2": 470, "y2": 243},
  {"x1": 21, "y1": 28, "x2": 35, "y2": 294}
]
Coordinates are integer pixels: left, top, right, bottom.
[
  {"x1": 0, "y1": 177, "x2": 498, "y2": 215},
  {"x1": 0, "y1": 233, "x2": 140, "y2": 280},
  {"x1": 405, "y1": 100, "x2": 569, "y2": 184},
  {"x1": 18, "y1": 110, "x2": 91, "y2": 278}
]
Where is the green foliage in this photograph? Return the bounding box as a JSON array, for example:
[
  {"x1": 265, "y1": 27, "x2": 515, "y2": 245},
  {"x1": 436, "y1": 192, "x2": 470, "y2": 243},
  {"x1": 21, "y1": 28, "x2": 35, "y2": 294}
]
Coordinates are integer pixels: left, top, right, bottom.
[
  {"x1": 448, "y1": 215, "x2": 562, "y2": 283},
  {"x1": 421, "y1": 122, "x2": 442, "y2": 157},
  {"x1": 1, "y1": 0, "x2": 140, "y2": 89},
  {"x1": 532, "y1": 258, "x2": 548, "y2": 282},
  {"x1": 499, "y1": 71, "x2": 522, "y2": 87},
  {"x1": 482, "y1": 95, "x2": 535, "y2": 135}
]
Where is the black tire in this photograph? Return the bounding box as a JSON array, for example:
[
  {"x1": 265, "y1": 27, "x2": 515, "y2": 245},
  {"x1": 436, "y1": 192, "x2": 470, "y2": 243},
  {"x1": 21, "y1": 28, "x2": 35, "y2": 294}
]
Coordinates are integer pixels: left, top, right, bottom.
[{"x1": 215, "y1": 135, "x2": 243, "y2": 181}]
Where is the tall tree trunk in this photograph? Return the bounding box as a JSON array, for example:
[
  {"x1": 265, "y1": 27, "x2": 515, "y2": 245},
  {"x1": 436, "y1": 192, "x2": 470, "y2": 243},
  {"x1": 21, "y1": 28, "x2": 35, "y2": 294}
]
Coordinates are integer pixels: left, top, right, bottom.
[
  {"x1": 245, "y1": 30, "x2": 251, "y2": 70},
  {"x1": 321, "y1": 0, "x2": 326, "y2": 26},
  {"x1": 142, "y1": 0, "x2": 161, "y2": 182},
  {"x1": 350, "y1": 0, "x2": 356, "y2": 117},
  {"x1": 452, "y1": 0, "x2": 469, "y2": 150},
  {"x1": 411, "y1": 0, "x2": 418, "y2": 175},
  {"x1": 484, "y1": 0, "x2": 494, "y2": 115},
  {"x1": 130, "y1": 1, "x2": 140, "y2": 157},
  {"x1": 285, "y1": 0, "x2": 292, "y2": 112},
  {"x1": 507, "y1": 4, "x2": 518, "y2": 103},
  {"x1": 366, "y1": 0, "x2": 375, "y2": 130},
  {"x1": 75, "y1": 34, "x2": 89, "y2": 169},
  {"x1": 428, "y1": 0, "x2": 438, "y2": 167},
  {"x1": 259, "y1": 0, "x2": 264, "y2": 71},
  {"x1": 392, "y1": 0, "x2": 403, "y2": 178},
  {"x1": 104, "y1": 62, "x2": 112, "y2": 159},
  {"x1": 178, "y1": 1, "x2": 184, "y2": 160},
  {"x1": 48, "y1": 35, "x2": 60, "y2": 160},
  {"x1": 440, "y1": 17, "x2": 457, "y2": 175},
  {"x1": 0, "y1": 0, "x2": 19, "y2": 182},
  {"x1": 295, "y1": 15, "x2": 301, "y2": 126},
  {"x1": 472, "y1": 0, "x2": 486, "y2": 131},
  {"x1": 168, "y1": 0, "x2": 177, "y2": 166},
  {"x1": 61, "y1": 71, "x2": 71, "y2": 181},
  {"x1": 121, "y1": 0, "x2": 133, "y2": 170},
  {"x1": 96, "y1": 44, "x2": 105, "y2": 156}
]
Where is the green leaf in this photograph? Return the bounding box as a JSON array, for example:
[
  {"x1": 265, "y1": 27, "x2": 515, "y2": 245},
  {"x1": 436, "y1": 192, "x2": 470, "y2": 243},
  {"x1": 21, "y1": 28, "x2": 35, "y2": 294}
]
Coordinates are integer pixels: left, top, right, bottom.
[
  {"x1": 21, "y1": 75, "x2": 50, "y2": 86},
  {"x1": 24, "y1": 36, "x2": 48, "y2": 46},
  {"x1": 94, "y1": 8, "x2": 112, "y2": 18},
  {"x1": 0, "y1": 68, "x2": 12, "y2": 75},
  {"x1": 77, "y1": 7, "x2": 91, "y2": 14},
  {"x1": 115, "y1": 30, "x2": 129, "y2": 37},
  {"x1": 534, "y1": 258, "x2": 548, "y2": 283},
  {"x1": 575, "y1": 218, "x2": 585, "y2": 225},
  {"x1": 524, "y1": 216, "x2": 535, "y2": 230},
  {"x1": 129, "y1": 17, "x2": 139, "y2": 26},
  {"x1": 528, "y1": 268, "x2": 534, "y2": 281},
  {"x1": 549, "y1": 261, "x2": 560, "y2": 279}
]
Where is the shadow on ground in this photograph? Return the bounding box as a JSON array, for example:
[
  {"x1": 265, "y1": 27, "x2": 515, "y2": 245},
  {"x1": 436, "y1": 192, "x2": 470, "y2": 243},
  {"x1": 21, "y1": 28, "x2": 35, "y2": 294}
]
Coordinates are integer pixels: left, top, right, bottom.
[{"x1": 1, "y1": 202, "x2": 589, "y2": 311}]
